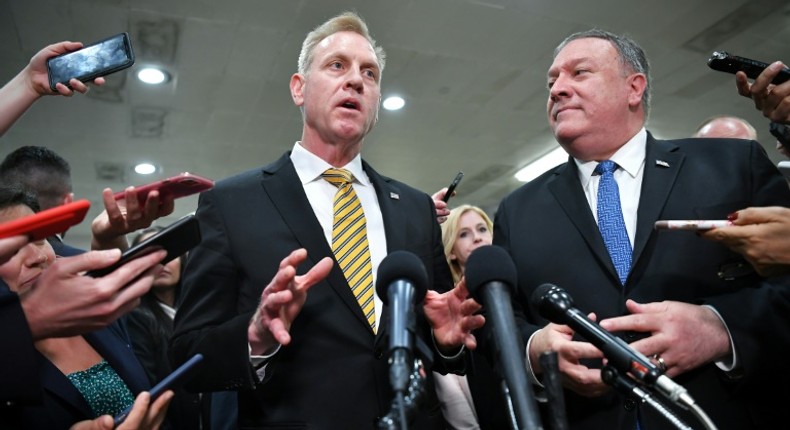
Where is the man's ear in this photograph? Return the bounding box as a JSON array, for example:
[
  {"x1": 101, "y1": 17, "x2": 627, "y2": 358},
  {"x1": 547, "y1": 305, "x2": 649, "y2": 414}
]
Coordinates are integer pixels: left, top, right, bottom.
[
  {"x1": 290, "y1": 73, "x2": 306, "y2": 107},
  {"x1": 627, "y1": 73, "x2": 647, "y2": 110},
  {"x1": 62, "y1": 192, "x2": 74, "y2": 205}
]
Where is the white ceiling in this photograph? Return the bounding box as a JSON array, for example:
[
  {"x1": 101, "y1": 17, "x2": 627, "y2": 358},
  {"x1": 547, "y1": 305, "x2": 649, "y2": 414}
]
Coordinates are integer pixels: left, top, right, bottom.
[{"x1": 1, "y1": 0, "x2": 789, "y2": 249}]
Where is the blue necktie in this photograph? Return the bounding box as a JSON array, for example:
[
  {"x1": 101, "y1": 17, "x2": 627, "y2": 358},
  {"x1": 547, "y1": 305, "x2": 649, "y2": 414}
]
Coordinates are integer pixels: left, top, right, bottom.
[{"x1": 595, "y1": 160, "x2": 632, "y2": 285}]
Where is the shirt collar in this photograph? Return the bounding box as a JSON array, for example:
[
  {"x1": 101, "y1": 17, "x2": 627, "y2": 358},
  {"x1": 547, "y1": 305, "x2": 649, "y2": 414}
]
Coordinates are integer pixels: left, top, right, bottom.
[
  {"x1": 576, "y1": 128, "x2": 647, "y2": 187},
  {"x1": 290, "y1": 142, "x2": 369, "y2": 186}
]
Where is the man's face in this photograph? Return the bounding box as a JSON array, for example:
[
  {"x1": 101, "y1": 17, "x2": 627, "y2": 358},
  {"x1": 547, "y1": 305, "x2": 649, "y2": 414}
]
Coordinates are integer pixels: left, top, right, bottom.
[
  {"x1": 546, "y1": 37, "x2": 643, "y2": 160},
  {"x1": 292, "y1": 31, "x2": 381, "y2": 145}
]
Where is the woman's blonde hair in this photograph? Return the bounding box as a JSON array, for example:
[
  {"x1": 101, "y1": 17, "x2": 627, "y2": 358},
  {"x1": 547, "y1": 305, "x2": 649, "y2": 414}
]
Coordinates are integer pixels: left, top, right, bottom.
[{"x1": 441, "y1": 204, "x2": 493, "y2": 284}]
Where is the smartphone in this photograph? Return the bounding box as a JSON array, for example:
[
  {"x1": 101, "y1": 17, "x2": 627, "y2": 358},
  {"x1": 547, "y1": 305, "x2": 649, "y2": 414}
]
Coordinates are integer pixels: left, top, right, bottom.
[
  {"x1": 442, "y1": 171, "x2": 464, "y2": 203},
  {"x1": 113, "y1": 172, "x2": 215, "y2": 205},
  {"x1": 0, "y1": 199, "x2": 90, "y2": 241},
  {"x1": 113, "y1": 353, "x2": 204, "y2": 427},
  {"x1": 86, "y1": 214, "x2": 200, "y2": 277},
  {"x1": 47, "y1": 32, "x2": 135, "y2": 91},
  {"x1": 654, "y1": 220, "x2": 732, "y2": 231},
  {"x1": 707, "y1": 51, "x2": 790, "y2": 85}
]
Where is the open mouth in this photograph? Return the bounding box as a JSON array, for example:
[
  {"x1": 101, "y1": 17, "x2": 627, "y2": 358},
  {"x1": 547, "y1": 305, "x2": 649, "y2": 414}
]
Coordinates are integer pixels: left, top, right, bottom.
[{"x1": 339, "y1": 100, "x2": 360, "y2": 110}]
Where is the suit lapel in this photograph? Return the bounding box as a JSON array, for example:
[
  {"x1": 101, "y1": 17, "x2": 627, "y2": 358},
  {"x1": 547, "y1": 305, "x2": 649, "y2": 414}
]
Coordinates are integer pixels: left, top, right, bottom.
[
  {"x1": 632, "y1": 135, "x2": 684, "y2": 266},
  {"x1": 260, "y1": 154, "x2": 374, "y2": 333},
  {"x1": 38, "y1": 354, "x2": 94, "y2": 418},
  {"x1": 548, "y1": 161, "x2": 621, "y2": 285}
]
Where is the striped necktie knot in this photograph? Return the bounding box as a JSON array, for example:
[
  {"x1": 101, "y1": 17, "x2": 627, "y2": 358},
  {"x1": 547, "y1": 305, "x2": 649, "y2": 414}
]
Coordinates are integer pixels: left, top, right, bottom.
[{"x1": 322, "y1": 168, "x2": 354, "y2": 187}]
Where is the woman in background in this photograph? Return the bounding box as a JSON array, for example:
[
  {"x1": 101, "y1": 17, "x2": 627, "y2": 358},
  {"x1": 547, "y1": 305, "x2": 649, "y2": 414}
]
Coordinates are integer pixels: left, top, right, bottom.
[
  {"x1": 0, "y1": 186, "x2": 170, "y2": 429},
  {"x1": 434, "y1": 204, "x2": 510, "y2": 430}
]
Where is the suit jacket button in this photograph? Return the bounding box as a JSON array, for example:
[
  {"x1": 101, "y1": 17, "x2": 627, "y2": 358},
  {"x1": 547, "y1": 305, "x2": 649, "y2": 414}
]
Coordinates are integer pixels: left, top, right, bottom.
[
  {"x1": 374, "y1": 348, "x2": 384, "y2": 359},
  {"x1": 623, "y1": 398, "x2": 636, "y2": 411}
]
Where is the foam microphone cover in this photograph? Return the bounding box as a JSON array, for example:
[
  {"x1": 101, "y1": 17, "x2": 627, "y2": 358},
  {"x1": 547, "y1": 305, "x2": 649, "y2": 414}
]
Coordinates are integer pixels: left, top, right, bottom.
[
  {"x1": 375, "y1": 250, "x2": 429, "y2": 305},
  {"x1": 465, "y1": 245, "x2": 517, "y2": 302}
]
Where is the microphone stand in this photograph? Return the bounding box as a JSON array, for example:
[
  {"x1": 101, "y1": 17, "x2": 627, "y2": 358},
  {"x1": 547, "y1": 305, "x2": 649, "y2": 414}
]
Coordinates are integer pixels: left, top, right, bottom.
[
  {"x1": 601, "y1": 365, "x2": 693, "y2": 430},
  {"x1": 378, "y1": 358, "x2": 428, "y2": 430},
  {"x1": 539, "y1": 351, "x2": 569, "y2": 430}
]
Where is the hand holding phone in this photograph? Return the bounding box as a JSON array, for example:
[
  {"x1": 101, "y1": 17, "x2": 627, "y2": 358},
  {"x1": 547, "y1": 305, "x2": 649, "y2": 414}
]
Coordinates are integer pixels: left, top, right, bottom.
[
  {"x1": 708, "y1": 51, "x2": 790, "y2": 85},
  {"x1": 113, "y1": 172, "x2": 214, "y2": 206},
  {"x1": 442, "y1": 171, "x2": 464, "y2": 203},
  {"x1": 86, "y1": 214, "x2": 200, "y2": 277},
  {"x1": 654, "y1": 220, "x2": 732, "y2": 231},
  {"x1": 113, "y1": 354, "x2": 204, "y2": 427},
  {"x1": 47, "y1": 32, "x2": 135, "y2": 91},
  {"x1": 0, "y1": 200, "x2": 90, "y2": 240}
]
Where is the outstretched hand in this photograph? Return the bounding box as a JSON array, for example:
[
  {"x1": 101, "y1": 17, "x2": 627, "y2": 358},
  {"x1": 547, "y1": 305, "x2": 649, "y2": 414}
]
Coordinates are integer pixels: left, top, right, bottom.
[
  {"x1": 423, "y1": 277, "x2": 485, "y2": 352},
  {"x1": 248, "y1": 249, "x2": 333, "y2": 355}
]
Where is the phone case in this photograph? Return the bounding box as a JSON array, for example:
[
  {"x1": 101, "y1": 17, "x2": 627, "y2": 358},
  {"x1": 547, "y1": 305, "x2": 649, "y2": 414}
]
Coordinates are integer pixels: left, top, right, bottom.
[
  {"x1": 113, "y1": 172, "x2": 215, "y2": 204},
  {"x1": 47, "y1": 32, "x2": 135, "y2": 91},
  {"x1": 114, "y1": 354, "x2": 204, "y2": 426},
  {"x1": 0, "y1": 199, "x2": 90, "y2": 241},
  {"x1": 707, "y1": 51, "x2": 790, "y2": 85},
  {"x1": 86, "y1": 214, "x2": 201, "y2": 277}
]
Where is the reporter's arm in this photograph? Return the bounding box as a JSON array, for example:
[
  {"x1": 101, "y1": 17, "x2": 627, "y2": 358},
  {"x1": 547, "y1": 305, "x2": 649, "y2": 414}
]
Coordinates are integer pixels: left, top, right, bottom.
[{"x1": 0, "y1": 41, "x2": 104, "y2": 137}]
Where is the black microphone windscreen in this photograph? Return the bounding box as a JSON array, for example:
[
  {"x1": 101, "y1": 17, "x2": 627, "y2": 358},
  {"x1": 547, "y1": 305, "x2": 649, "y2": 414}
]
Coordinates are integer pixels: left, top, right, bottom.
[
  {"x1": 530, "y1": 283, "x2": 574, "y2": 323},
  {"x1": 375, "y1": 250, "x2": 429, "y2": 304},
  {"x1": 465, "y1": 245, "x2": 517, "y2": 301}
]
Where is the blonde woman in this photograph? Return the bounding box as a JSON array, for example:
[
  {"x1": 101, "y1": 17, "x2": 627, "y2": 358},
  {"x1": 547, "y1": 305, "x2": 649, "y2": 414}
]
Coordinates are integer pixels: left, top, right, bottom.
[{"x1": 435, "y1": 205, "x2": 509, "y2": 429}]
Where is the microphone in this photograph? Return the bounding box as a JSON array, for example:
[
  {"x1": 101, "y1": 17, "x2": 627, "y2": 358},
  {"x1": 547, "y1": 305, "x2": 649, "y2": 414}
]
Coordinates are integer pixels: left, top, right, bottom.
[
  {"x1": 376, "y1": 251, "x2": 429, "y2": 394},
  {"x1": 466, "y1": 245, "x2": 543, "y2": 430},
  {"x1": 530, "y1": 284, "x2": 696, "y2": 409}
]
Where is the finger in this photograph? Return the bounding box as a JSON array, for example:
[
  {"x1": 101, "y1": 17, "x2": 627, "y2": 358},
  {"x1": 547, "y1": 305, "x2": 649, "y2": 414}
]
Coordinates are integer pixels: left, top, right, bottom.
[
  {"x1": 69, "y1": 79, "x2": 89, "y2": 93},
  {"x1": 124, "y1": 187, "x2": 144, "y2": 220},
  {"x1": 54, "y1": 82, "x2": 74, "y2": 96},
  {"x1": 92, "y1": 76, "x2": 106, "y2": 87},
  {"x1": 102, "y1": 249, "x2": 167, "y2": 286},
  {"x1": 147, "y1": 390, "x2": 174, "y2": 427},
  {"x1": 54, "y1": 248, "x2": 123, "y2": 274},
  {"x1": 268, "y1": 318, "x2": 292, "y2": 345},
  {"x1": 296, "y1": 256, "x2": 333, "y2": 292},
  {"x1": 101, "y1": 188, "x2": 125, "y2": 222},
  {"x1": 117, "y1": 392, "x2": 151, "y2": 429},
  {"x1": 158, "y1": 194, "x2": 176, "y2": 217},
  {"x1": 0, "y1": 235, "x2": 29, "y2": 263},
  {"x1": 735, "y1": 72, "x2": 752, "y2": 97}
]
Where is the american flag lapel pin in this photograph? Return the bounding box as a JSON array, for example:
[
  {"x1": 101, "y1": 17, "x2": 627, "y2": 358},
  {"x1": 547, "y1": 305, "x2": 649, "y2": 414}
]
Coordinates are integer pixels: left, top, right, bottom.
[
  {"x1": 390, "y1": 192, "x2": 399, "y2": 200},
  {"x1": 655, "y1": 159, "x2": 670, "y2": 168}
]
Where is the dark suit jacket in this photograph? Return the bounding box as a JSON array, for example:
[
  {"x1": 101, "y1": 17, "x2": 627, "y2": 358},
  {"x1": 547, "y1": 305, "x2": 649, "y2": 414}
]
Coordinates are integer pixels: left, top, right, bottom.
[
  {"x1": 0, "y1": 282, "x2": 41, "y2": 405},
  {"x1": 171, "y1": 153, "x2": 456, "y2": 430},
  {"x1": 0, "y1": 321, "x2": 151, "y2": 430},
  {"x1": 492, "y1": 134, "x2": 790, "y2": 430}
]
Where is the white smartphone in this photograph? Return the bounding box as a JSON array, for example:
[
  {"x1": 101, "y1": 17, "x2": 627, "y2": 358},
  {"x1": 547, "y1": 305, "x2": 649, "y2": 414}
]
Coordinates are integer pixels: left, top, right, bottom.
[{"x1": 654, "y1": 220, "x2": 732, "y2": 231}]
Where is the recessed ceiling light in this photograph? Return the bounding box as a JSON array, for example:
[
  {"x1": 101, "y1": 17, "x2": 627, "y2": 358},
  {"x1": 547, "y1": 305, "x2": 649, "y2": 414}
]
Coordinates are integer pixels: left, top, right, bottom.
[
  {"x1": 137, "y1": 67, "x2": 169, "y2": 85},
  {"x1": 382, "y1": 96, "x2": 405, "y2": 111},
  {"x1": 134, "y1": 163, "x2": 157, "y2": 175}
]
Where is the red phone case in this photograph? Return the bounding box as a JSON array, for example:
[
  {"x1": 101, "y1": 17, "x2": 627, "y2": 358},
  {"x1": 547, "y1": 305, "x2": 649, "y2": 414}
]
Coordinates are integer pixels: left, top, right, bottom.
[
  {"x1": 113, "y1": 172, "x2": 214, "y2": 204},
  {"x1": 0, "y1": 199, "x2": 91, "y2": 241}
]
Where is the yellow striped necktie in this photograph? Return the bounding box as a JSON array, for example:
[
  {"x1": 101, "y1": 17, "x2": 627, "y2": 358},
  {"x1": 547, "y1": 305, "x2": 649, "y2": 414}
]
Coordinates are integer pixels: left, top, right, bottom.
[{"x1": 322, "y1": 168, "x2": 376, "y2": 331}]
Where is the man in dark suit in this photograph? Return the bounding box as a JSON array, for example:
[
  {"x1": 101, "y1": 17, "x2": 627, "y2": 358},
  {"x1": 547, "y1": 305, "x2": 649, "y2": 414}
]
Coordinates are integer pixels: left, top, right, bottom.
[
  {"x1": 0, "y1": 146, "x2": 84, "y2": 256},
  {"x1": 171, "y1": 11, "x2": 483, "y2": 430},
  {"x1": 492, "y1": 29, "x2": 790, "y2": 429}
]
